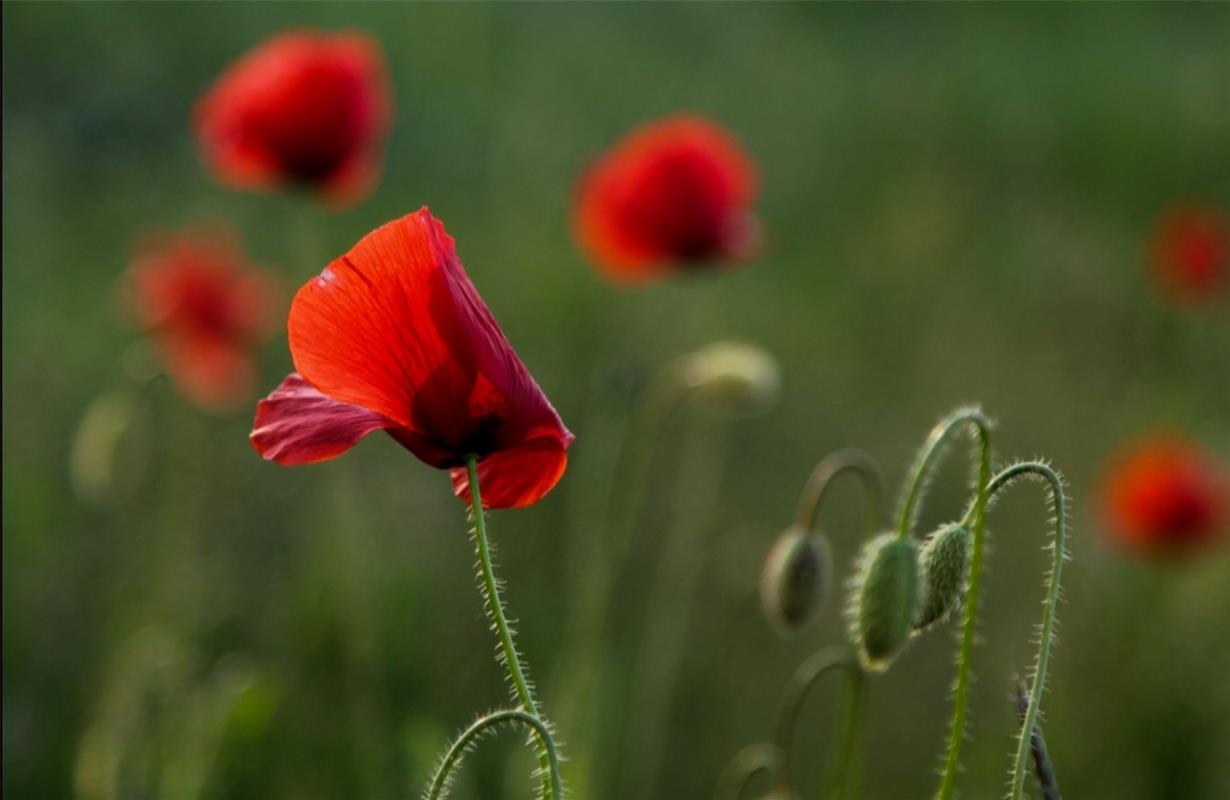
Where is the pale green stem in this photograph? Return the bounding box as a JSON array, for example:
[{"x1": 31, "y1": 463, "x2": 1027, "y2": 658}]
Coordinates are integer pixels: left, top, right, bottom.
[
  {"x1": 424, "y1": 709, "x2": 561, "y2": 800},
  {"x1": 622, "y1": 411, "x2": 728, "y2": 798},
  {"x1": 789, "y1": 450, "x2": 880, "y2": 799},
  {"x1": 961, "y1": 462, "x2": 1066, "y2": 800},
  {"x1": 794, "y1": 448, "x2": 884, "y2": 535},
  {"x1": 714, "y1": 743, "x2": 781, "y2": 800},
  {"x1": 899, "y1": 410, "x2": 992, "y2": 800},
  {"x1": 464, "y1": 457, "x2": 558, "y2": 800},
  {"x1": 773, "y1": 646, "x2": 860, "y2": 796},
  {"x1": 557, "y1": 367, "x2": 689, "y2": 795}
]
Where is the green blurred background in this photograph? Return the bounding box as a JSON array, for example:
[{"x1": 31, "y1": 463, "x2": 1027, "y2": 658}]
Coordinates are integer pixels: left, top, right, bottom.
[{"x1": 4, "y1": 3, "x2": 1229, "y2": 799}]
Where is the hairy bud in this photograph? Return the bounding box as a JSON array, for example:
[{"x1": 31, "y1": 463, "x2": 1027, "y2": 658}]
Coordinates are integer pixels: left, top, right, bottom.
[
  {"x1": 678, "y1": 342, "x2": 780, "y2": 414},
  {"x1": 848, "y1": 533, "x2": 920, "y2": 672},
  {"x1": 915, "y1": 523, "x2": 972, "y2": 632},
  {"x1": 760, "y1": 526, "x2": 831, "y2": 634}
]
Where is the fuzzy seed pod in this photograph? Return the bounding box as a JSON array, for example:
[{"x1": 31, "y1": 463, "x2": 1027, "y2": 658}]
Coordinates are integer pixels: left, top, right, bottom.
[
  {"x1": 677, "y1": 341, "x2": 781, "y2": 414},
  {"x1": 848, "y1": 533, "x2": 920, "y2": 672},
  {"x1": 915, "y1": 523, "x2": 972, "y2": 632},
  {"x1": 760, "y1": 526, "x2": 832, "y2": 634}
]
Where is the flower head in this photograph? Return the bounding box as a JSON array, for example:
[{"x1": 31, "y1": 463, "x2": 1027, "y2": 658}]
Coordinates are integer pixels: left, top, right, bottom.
[
  {"x1": 128, "y1": 228, "x2": 278, "y2": 410},
  {"x1": 251, "y1": 209, "x2": 574, "y2": 509},
  {"x1": 196, "y1": 31, "x2": 391, "y2": 205},
  {"x1": 1100, "y1": 436, "x2": 1227, "y2": 556},
  {"x1": 1151, "y1": 206, "x2": 1228, "y2": 304},
  {"x1": 573, "y1": 114, "x2": 759, "y2": 282}
]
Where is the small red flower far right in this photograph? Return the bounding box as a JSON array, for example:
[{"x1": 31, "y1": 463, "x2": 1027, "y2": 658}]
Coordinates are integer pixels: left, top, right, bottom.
[
  {"x1": 1100, "y1": 435, "x2": 1228, "y2": 557},
  {"x1": 572, "y1": 114, "x2": 760, "y2": 284},
  {"x1": 1150, "y1": 205, "x2": 1228, "y2": 305}
]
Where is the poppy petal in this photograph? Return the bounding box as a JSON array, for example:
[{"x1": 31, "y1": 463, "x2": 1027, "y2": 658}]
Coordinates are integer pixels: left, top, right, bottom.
[
  {"x1": 288, "y1": 208, "x2": 571, "y2": 469},
  {"x1": 450, "y1": 435, "x2": 571, "y2": 510},
  {"x1": 250, "y1": 373, "x2": 397, "y2": 465}
]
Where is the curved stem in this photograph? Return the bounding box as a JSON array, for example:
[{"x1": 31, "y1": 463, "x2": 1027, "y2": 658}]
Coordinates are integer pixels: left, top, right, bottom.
[
  {"x1": 713, "y1": 743, "x2": 781, "y2": 800},
  {"x1": 794, "y1": 448, "x2": 884, "y2": 535},
  {"x1": 896, "y1": 407, "x2": 993, "y2": 539},
  {"x1": 464, "y1": 457, "x2": 556, "y2": 800},
  {"x1": 424, "y1": 709, "x2": 561, "y2": 800},
  {"x1": 773, "y1": 646, "x2": 860, "y2": 795},
  {"x1": 928, "y1": 412, "x2": 993, "y2": 800},
  {"x1": 962, "y1": 462, "x2": 1067, "y2": 800}
]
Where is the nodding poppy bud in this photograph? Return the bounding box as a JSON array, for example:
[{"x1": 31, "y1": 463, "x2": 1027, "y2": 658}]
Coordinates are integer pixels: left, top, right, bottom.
[
  {"x1": 760, "y1": 526, "x2": 832, "y2": 634},
  {"x1": 848, "y1": 533, "x2": 920, "y2": 672},
  {"x1": 914, "y1": 523, "x2": 972, "y2": 632},
  {"x1": 70, "y1": 390, "x2": 150, "y2": 507},
  {"x1": 678, "y1": 341, "x2": 780, "y2": 414}
]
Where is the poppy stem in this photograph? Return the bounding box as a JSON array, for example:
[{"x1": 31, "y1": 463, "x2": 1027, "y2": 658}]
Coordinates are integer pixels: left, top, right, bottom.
[
  {"x1": 464, "y1": 456, "x2": 559, "y2": 800},
  {"x1": 772, "y1": 646, "x2": 861, "y2": 796},
  {"x1": 959, "y1": 461, "x2": 1067, "y2": 800},
  {"x1": 713, "y1": 743, "x2": 781, "y2": 800},
  {"x1": 424, "y1": 709, "x2": 561, "y2": 800},
  {"x1": 896, "y1": 409, "x2": 992, "y2": 800},
  {"x1": 794, "y1": 448, "x2": 884, "y2": 535}
]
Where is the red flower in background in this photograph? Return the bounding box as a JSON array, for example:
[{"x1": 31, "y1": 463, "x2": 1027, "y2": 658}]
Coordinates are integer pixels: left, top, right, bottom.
[
  {"x1": 196, "y1": 31, "x2": 391, "y2": 205},
  {"x1": 1151, "y1": 206, "x2": 1228, "y2": 304},
  {"x1": 1100, "y1": 436, "x2": 1227, "y2": 556},
  {"x1": 129, "y1": 229, "x2": 279, "y2": 411},
  {"x1": 573, "y1": 114, "x2": 759, "y2": 283},
  {"x1": 250, "y1": 208, "x2": 574, "y2": 509}
]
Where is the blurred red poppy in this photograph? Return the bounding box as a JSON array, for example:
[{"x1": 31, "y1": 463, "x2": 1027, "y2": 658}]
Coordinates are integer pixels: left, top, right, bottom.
[
  {"x1": 573, "y1": 114, "x2": 759, "y2": 283},
  {"x1": 129, "y1": 229, "x2": 279, "y2": 411},
  {"x1": 1100, "y1": 436, "x2": 1227, "y2": 556},
  {"x1": 195, "y1": 31, "x2": 391, "y2": 205},
  {"x1": 1151, "y1": 206, "x2": 1228, "y2": 304},
  {"x1": 251, "y1": 208, "x2": 573, "y2": 509}
]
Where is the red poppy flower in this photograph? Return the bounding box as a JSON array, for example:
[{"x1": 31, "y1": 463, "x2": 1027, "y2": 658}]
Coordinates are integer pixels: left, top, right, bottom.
[
  {"x1": 128, "y1": 229, "x2": 279, "y2": 411},
  {"x1": 1151, "y1": 206, "x2": 1228, "y2": 304},
  {"x1": 250, "y1": 208, "x2": 573, "y2": 509},
  {"x1": 195, "y1": 31, "x2": 391, "y2": 205},
  {"x1": 573, "y1": 114, "x2": 759, "y2": 283},
  {"x1": 1100, "y1": 436, "x2": 1227, "y2": 556}
]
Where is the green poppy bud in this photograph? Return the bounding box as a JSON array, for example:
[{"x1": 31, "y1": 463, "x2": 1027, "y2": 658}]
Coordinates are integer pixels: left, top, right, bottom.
[
  {"x1": 760, "y1": 526, "x2": 831, "y2": 634},
  {"x1": 915, "y1": 523, "x2": 972, "y2": 632},
  {"x1": 848, "y1": 533, "x2": 920, "y2": 672},
  {"x1": 677, "y1": 342, "x2": 780, "y2": 414}
]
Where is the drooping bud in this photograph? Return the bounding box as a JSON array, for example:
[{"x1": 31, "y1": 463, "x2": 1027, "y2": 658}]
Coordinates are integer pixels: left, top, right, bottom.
[
  {"x1": 760, "y1": 526, "x2": 832, "y2": 634},
  {"x1": 848, "y1": 533, "x2": 920, "y2": 672},
  {"x1": 915, "y1": 523, "x2": 972, "y2": 632},
  {"x1": 677, "y1": 342, "x2": 781, "y2": 414}
]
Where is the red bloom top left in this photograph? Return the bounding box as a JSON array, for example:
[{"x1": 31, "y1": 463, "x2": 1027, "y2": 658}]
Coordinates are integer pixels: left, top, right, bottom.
[
  {"x1": 251, "y1": 208, "x2": 574, "y2": 509},
  {"x1": 195, "y1": 31, "x2": 391, "y2": 205},
  {"x1": 128, "y1": 228, "x2": 279, "y2": 411}
]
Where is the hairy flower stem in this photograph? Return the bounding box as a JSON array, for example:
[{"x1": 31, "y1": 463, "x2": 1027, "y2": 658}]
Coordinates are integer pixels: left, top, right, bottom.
[
  {"x1": 1014, "y1": 679, "x2": 1061, "y2": 800},
  {"x1": 425, "y1": 709, "x2": 561, "y2": 800},
  {"x1": 773, "y1": 647, "x2": 862, "y2": 798},
  {"x1": 894, "y1": 409, "x2": 992, "y2": 800},
  {"x1": 969, "y1": 462, "x2": 1067, "y2": 800},
  {"x1": 464, "y1": 457, "x2": 559, "y2": 800}
]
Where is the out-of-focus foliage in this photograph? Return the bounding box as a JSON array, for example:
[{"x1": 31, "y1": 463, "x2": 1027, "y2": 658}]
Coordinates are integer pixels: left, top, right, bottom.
[{"x1": 4, "y1": 3, "x2": 1228, "y2": 799}]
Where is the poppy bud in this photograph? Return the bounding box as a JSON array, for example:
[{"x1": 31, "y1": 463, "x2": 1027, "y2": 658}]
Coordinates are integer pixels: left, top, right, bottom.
[
  {"x1": 760, "y1": 526, "x2": 832, "y2": 634},
  {"x1": 70, "y1": 390, "x2": 150, "y2": 506},
  {"x1": 848, "y1": 533, "x2": 920, "y2": 672},
  {"x1": 914, "y1": 523, "x2": 972, "y2": 632},
  {"x1": 678, "y1": 342, "x2": 780, "y2": 414}
]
